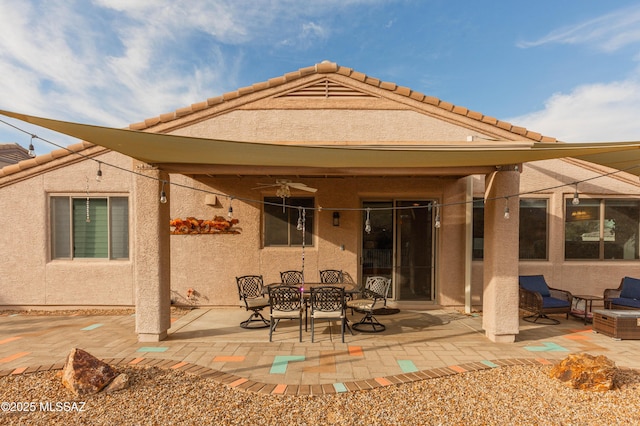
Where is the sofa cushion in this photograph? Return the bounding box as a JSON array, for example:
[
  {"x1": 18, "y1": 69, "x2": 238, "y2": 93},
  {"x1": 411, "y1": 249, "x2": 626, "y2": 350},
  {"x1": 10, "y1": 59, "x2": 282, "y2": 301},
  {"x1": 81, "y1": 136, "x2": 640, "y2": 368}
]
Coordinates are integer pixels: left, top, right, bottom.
[
  {"x1": 519, "y1": 275, "x2": 551, "y2": 297},
  {"x1": 620, "y1": 276, "x2": 640, "y2": 299},
  {"x1": 542, "y1": 297, "x2": 570, "y2": 309},
  {"x1": 610, "y1": 297, "x2": 640, "y2": 308}
]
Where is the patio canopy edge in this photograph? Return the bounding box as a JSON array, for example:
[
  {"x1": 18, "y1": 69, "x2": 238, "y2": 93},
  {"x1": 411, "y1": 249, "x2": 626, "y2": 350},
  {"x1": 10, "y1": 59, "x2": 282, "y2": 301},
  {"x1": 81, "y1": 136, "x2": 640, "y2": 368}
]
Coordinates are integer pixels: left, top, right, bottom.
[{"x1": 3, "y1": 110, "x2": 640, "y2": 176}]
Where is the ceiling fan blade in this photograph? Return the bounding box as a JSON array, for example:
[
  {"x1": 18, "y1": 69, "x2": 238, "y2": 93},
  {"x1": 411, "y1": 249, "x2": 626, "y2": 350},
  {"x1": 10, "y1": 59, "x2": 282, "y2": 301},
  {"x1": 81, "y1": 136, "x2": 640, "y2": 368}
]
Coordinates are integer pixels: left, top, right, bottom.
[{"x1": 288, "y1": 183, "x2": 317, "y2": 192}]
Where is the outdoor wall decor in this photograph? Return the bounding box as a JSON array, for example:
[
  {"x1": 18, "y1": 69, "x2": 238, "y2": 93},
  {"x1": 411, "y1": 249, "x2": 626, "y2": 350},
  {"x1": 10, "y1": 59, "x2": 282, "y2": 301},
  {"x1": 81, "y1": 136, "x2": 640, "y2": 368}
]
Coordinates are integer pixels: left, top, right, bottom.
[{"x1": 170, "y1": 216, "x2": 240, "y2": 234}]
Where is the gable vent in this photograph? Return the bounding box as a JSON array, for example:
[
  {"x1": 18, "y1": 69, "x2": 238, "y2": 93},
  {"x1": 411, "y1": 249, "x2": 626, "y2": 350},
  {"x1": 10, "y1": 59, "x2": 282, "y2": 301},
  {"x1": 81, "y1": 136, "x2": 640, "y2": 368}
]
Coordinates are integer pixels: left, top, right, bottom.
[{"x1": 279, "y1": 79, "x2": 376, "y2": 99}]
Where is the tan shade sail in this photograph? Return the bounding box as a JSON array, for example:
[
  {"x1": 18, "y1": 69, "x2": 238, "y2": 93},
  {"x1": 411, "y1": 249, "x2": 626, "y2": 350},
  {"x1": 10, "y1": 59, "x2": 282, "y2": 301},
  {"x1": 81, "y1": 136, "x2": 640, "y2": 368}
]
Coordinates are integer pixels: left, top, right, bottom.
[{"x1": 3, "y1": 109, "x2": 640, "y2": 176}]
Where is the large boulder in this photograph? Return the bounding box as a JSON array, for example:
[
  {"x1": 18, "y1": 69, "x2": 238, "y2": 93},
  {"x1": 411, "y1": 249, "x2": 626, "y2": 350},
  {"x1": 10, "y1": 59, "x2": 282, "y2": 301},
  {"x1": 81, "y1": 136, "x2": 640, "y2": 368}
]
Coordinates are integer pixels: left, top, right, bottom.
[
  {"x1": 549, "y1": 353, "x2": 617, "y2": 391},
  {"x1": 61, "y1": 348, "x2": 118, "y2": 396}
]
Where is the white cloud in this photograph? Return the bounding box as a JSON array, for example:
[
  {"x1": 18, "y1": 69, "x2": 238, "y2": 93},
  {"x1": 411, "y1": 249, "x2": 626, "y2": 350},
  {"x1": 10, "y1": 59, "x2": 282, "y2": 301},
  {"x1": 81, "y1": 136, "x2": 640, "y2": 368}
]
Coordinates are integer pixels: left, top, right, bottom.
[
  {"x1": 517, "y1": 5, "x2": 640, "y2": 52},
  {"x1": 0, "y1": 0, "x2": 382, "y2": 137},
  {"x1": 508, "y1": 78, "x2": 640, "y2": 142}
]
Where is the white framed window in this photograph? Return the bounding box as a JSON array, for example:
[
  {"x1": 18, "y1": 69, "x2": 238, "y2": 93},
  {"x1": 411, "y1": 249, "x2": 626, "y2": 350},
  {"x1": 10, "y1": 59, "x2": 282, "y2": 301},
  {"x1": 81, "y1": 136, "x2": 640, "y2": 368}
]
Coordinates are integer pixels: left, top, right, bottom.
[{"x1": 50, "y1": 196, "x2": 129, "y2": 259}]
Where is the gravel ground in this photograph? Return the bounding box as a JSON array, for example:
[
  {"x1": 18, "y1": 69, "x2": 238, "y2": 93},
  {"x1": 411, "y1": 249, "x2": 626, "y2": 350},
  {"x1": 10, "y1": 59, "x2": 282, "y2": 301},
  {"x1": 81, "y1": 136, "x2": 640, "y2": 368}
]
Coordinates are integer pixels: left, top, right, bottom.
[{"x1": 1, "y1": 365, "x2": 639, "y2": 425}]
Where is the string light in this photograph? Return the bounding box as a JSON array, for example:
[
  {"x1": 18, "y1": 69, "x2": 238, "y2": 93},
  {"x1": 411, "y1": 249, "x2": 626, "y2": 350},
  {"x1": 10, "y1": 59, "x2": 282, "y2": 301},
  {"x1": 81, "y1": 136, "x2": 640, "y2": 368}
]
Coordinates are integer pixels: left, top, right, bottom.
[
  {"x1": 300, "y1": 208, "x2": 306, "y2": 284},
  {"x1": 227, "y1": 197, "x2": 234, "y2": 219},
  {"x1": 28, "y1": 135, "x2": 36, "y2": 157},
  {"x1": 2, "y1": 119, "x2": 638, "y2": 218},
  {"x1": 95, "y1": 161, "x2": 103, "y2": 182},
  {"x1": 85, "y1": 177, "x2": 91, "y2": 223},
  {"x1": 572, "y1": 183, "x2": 580, "y2": 205},
  {"x1": 434, "y1": 204, "x2": 441, "y2": 229},
  {"x1": 159, "y1": 180, "x2": 167, "y2": 204},
  {"x1": 364, "y1": 208, "x2": 372, "y2": 234},
  {"x1": 297, "y1": 207, "x2": 304, "y2": 231},
  {"x1": 503, "y1": 197, "x2": 510, "y2": 220}
]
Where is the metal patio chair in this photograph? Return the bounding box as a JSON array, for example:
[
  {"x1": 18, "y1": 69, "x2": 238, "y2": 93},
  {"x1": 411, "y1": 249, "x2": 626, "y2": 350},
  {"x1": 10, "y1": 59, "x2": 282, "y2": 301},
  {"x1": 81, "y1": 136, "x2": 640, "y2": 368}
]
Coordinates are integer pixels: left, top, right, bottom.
[
  {"x1": 280, "y1": 270, "x2": 304, "y2": 284},
  {"x1": 319, "y1": 269, "x2": 344, "y2": 284},
  {"x1": 346, "y1": 276, "x2": 391, "y2": 332},
  {"x1": 236, "y1": 275, "x2": 270, "y2": 329},
  {"x1": 268, "y1": 284, "x2": 304, "y2": 342},
  {"x1": 310, "y1": 286, "x2": 346, "y2": 343}
]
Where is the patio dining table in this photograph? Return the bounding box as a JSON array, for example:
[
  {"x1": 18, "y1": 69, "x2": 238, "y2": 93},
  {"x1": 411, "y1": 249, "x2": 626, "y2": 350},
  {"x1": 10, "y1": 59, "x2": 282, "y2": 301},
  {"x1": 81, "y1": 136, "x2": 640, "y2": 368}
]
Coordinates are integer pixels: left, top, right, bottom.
[
  {"x1": 264, "y1": 282, "x2": 359, "y2": 295},
  {"x1": 264, "y1": 282, "x2": 359, "y2": 334}
]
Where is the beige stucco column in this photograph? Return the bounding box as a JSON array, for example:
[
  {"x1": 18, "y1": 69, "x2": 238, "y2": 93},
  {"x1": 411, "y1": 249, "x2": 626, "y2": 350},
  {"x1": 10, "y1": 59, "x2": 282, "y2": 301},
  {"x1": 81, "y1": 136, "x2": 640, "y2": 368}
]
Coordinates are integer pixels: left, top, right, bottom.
[
  {"x1": 133, "y1": 163, "x2": 171, "y2": 342},
  {"x1": 482, "y1": 167, "x2": 520, "y2": 343}
]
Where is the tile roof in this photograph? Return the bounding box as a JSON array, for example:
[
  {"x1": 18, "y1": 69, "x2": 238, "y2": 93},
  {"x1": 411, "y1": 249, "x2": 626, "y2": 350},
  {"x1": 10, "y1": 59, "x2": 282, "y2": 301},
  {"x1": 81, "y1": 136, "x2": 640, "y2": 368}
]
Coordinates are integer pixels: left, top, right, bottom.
[
  {"x1": 0, "y1": 61, "x2": 556, "y2": 180},
  {"x1": 129, "y1": 61, "x2": 557, "y2": 144},
  {"x1": 0, "y1": 143, "x2": 31, "y2": 168}
]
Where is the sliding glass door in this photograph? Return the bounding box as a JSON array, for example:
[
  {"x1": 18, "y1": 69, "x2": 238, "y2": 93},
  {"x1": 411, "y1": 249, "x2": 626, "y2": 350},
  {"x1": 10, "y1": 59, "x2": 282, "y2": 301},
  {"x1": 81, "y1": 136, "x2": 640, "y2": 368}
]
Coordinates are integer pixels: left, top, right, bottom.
[{"x1": 361, "y1": 200, "x2": 435, "y2": 301}]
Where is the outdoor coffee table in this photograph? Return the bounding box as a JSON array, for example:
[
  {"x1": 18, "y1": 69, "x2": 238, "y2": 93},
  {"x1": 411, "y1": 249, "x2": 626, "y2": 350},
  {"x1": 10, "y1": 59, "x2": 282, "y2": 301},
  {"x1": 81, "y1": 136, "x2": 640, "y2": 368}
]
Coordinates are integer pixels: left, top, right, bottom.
[{"x1": 571, "y1": 295, "x2": 603, "y2": 325}]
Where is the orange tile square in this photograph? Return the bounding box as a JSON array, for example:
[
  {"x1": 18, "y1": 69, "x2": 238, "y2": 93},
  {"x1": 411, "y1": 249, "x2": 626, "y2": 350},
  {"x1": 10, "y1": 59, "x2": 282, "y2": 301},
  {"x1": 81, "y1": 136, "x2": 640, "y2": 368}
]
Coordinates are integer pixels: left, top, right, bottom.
[
  {"x1": 449, "y1": 365, "x2": 467, "y2": 373},
  {"x1": 213, "y1": 356, "x2": 245, "y2": 363},
  {"x1": 229, "y1": 378, "x2": 248, "y2": 388},
  {"x1": 272, "y1": 384, "x2": 287, "y2": 394},
  {"x1": 375, "y1": 377, "x2": 392, "y2": 386},
  {"x1": 564, "y1": 334, "x2": 590, "y2": 340},
  {"x1": 170, "y1": 361, "x2": 189, "y2": 369},
  {"x1": 11, "y1": 367, "x2": 27, "y2": 375},
  {"x1": 0, "y1": 351, "x2": 30, "y2": 363},
  {"x1": 348, "y1": 346, "x2": 363, "y2": 356},
  {"x1": 0, "y1": 336, "x2": 22, "y2": 345},
  {"x1": 129, "y1": 357, "x2": 145, "y2": 365}
]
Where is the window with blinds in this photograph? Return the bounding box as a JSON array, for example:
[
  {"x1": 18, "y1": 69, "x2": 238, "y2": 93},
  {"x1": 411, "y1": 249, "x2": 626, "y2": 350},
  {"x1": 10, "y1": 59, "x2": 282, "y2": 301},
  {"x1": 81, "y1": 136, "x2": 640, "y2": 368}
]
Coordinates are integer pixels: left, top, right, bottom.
[{"x1": 50, "y1": 196, "x2": 129, "y2": 259}]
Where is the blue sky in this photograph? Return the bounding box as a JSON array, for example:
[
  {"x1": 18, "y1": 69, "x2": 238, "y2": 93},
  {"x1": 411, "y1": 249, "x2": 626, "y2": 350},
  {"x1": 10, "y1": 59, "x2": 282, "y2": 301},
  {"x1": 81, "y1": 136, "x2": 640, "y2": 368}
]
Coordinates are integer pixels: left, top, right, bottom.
[{"x1": 1, "y1": 0, "x2": 640, "y2": 155}]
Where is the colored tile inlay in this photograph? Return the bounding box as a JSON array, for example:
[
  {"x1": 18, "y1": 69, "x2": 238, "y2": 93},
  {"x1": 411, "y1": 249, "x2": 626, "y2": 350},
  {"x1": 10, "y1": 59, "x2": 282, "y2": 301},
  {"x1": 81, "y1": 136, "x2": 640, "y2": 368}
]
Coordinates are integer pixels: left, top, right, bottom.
[
  {"x1": 213, "y1": 356, "x2": 245, "y2": 363},
  {"x1": 374, "y1": 377, "x2": 392, "y2": 386},
  {"x1": 333, "y1": 383, "x2": 348, "y2": 393},
  {"x1": 348, "y1": 346, "x2": 364, "y2": 356},
  {"x1": 137, "y1": 346, "x2": 169, "y2": 353},
  {"x1": 0, "y1": 351, "x2": 30, "y2": 363},
  {"x1": 272, "y1": 384, "x2": 287, "y2": 394},
  {"x1": 11, "y1": 367, "x2": 27, "y2": 375},
  {"x1": 0, "y1": 336, "x2": 22, "y2": 345},
  {"x1": 481, "y1": 360, "x2": 499, "y2": 368},
  {"x1": 523, "y1": 342, "x2": 569, "y2": 352},
  {"x1": 81, "y1": 323, "x2": 103, "y2": 331},
  {"x1": 270, "y1": 355, "x2": 305, "y2": 374},
  {"x1": 398, "y1": 360, "x2": 418, "y2": 373},
  {"x1": 449, "y1": 365, "x2": 467, "y2": 373}
]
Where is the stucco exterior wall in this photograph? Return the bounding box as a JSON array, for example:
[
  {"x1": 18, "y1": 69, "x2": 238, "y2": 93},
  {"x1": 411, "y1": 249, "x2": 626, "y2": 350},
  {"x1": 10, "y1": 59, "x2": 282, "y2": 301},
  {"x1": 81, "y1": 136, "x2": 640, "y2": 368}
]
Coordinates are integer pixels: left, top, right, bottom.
[
  {"x1": 175, "y1": 109, "x2": 487, "y2": 143},
  {"x1": 167, "y1": 174, "x2": 466, "y2": 307},
  {"x1": 0, "y1": 150, "x2": 135, "y2": 307},
  {"x1": 471, "y1": 158, "x2": 640, "y2": 307}
]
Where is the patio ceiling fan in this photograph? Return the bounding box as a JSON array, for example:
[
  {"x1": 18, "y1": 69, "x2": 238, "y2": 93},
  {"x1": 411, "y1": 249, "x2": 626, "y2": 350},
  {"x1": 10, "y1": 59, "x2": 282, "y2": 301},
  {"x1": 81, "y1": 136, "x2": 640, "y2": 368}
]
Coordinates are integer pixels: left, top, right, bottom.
[{"x1": 253, "y1": 179, "x2": 317, "y2": 199}]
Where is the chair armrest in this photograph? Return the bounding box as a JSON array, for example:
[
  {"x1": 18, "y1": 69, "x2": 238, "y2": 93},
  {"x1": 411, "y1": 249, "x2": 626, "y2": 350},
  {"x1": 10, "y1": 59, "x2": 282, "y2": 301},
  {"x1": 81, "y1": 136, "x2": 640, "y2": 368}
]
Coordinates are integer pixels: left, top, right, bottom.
[
  {"x1": 603, "y1": 288, "x2": 621, "y2": 300},
  {"x1": 549, "y1": 287, "x2": 572, "y2": 302},
  {"x1": 519, "y1": 287, "x2": 544, "y2": 311}
]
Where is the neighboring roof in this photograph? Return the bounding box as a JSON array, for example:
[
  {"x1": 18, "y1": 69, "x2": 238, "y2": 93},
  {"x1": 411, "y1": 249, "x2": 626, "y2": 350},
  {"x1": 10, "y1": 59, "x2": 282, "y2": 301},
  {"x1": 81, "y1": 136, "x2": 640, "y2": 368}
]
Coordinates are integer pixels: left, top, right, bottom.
[
  {"x1": 0, "y1": 143, "x2": 31, "y2": 168},
  {"x1": 128, "y1": 61, "x2": 557, "y2": 143}
]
